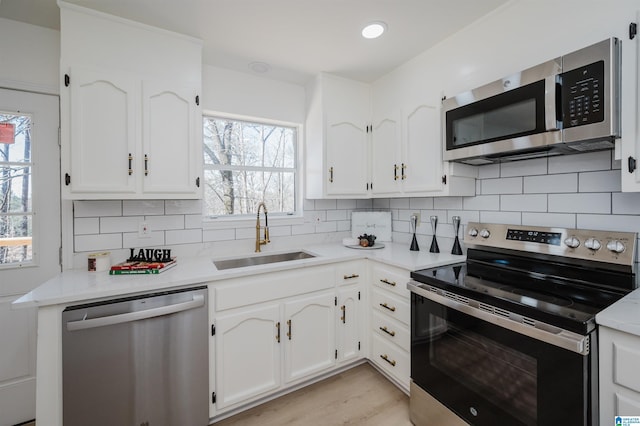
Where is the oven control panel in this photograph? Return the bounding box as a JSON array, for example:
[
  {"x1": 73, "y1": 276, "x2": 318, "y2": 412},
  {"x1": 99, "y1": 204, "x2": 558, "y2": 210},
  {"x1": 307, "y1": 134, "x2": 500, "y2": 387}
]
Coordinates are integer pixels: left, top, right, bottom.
[{"x1": 465, "y1": 222, "x2": 637, "y2": 267}]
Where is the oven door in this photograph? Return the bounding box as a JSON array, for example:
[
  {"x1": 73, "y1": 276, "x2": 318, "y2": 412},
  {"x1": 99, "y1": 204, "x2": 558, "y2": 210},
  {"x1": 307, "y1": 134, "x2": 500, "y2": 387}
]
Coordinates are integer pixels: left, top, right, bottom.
[{"x1": 411, "y1": 292, "x2": 596, "y2": 426}]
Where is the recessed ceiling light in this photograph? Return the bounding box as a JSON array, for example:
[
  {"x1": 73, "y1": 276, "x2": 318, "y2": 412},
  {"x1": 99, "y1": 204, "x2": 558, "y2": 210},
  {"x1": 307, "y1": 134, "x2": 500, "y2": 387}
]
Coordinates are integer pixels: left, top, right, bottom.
[
  {"x1": 249, "y1": 61, "x2": 271, "y2": 74},
  {"x1": 362, "y1": 22, "x2": 386, "y2": 39}
]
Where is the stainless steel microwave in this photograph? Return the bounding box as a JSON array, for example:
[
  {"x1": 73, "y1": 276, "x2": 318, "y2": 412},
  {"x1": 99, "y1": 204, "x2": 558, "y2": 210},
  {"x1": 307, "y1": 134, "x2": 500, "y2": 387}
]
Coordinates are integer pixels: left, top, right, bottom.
[{"x1": 443, "y1": 38, "x2": 621, "y2": 165}]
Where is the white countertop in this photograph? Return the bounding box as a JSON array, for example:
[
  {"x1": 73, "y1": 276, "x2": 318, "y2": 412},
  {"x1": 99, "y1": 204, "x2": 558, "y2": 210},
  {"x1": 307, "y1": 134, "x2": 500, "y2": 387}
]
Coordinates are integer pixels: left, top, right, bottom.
[
  {"x1": 13, "y1": 242, "x2": 464, "y2": 309},
  {"x1": 596, "y1": 287, "x2": 640, "y2": 337}
]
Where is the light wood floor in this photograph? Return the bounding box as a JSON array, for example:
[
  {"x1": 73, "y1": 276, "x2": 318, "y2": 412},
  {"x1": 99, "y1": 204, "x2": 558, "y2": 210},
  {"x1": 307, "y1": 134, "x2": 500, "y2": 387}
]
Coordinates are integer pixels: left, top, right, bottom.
[
  {"x1": 19, "y1": 364, "x2": 410, "y2": 426},
  {"x1": 213, "y1": 363, "x2": 412, "y2": 426}
]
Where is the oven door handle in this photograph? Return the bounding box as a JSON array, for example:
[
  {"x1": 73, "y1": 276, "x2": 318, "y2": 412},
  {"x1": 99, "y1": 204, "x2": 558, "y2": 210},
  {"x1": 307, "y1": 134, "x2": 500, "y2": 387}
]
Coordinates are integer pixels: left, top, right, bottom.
[{"x1": 407, "y1": 281, "x2": 590, "y2": 355}]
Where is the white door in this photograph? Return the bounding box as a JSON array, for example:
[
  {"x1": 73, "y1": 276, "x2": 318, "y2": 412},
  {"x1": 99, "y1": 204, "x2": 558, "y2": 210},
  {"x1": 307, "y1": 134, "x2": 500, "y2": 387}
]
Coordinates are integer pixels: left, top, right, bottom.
[
  {"x1": 337, "y1": 285, "x2": 361, "y2": 363},
  {"x1": 0, "y1": 88, "x2": 60, "y2": 426}
]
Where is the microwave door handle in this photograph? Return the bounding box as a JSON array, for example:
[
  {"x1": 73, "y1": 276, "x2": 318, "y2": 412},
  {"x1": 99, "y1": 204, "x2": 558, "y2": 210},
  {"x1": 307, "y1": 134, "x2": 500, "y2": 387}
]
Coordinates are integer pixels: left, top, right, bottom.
[{"x1": 545, "y1": 75, "x2": 561, "y2": 131}]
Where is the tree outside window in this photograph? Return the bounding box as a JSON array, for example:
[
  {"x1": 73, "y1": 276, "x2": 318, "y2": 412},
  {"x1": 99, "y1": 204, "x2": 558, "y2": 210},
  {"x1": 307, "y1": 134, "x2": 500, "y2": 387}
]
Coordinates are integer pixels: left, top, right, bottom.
[
  {"x1": 0, "y1": 113, "x2": 33, "y2": 265},
  {"x1": 203, "y1": 115, "x2": 298, "y2": 218}
]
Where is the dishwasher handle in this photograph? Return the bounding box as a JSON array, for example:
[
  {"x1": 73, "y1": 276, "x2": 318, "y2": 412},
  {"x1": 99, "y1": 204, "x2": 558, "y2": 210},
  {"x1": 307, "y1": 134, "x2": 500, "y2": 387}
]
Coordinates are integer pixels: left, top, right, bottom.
[{"x1": 66, "y1": 294, "x2": 205, "y2": 331}]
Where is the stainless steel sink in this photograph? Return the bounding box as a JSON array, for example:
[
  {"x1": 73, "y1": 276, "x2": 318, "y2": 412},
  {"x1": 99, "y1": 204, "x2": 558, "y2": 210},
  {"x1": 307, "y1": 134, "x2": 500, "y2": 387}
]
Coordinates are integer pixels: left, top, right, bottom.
[{"x1": 213, "y1": 251, "x2": 316, "y2": 270}]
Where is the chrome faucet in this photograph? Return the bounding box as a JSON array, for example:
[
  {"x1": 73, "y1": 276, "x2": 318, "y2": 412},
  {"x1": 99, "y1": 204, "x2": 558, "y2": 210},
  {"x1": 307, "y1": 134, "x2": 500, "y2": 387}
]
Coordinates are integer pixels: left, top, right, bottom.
[{"x1": 255, "y1": 202, "x2": 270, "y2": 252}]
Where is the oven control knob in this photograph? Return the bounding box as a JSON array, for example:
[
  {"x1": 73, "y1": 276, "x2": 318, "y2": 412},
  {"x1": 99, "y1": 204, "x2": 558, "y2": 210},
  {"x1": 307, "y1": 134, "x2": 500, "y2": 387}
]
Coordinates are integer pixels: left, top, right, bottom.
[
  {"x1": 479, "y1": 229, "x2": 490, "y2": 238},
  {"x1": 584, "y1": 238, "x2": 601, "y2": 251},
  {"x1": 468, "y1": 228, "x2": 478, "y2": 237},
  {"x1": 564, "y1": 236, "x2": 580, "y2": 249},
  {"x1": 606, "y1": 240, "x2": 626, "y2": 254}
]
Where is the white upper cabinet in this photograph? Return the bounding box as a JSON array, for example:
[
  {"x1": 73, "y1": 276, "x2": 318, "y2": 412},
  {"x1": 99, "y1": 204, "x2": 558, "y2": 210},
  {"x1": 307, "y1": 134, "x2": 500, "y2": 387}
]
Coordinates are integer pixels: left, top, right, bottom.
[
  {"x1": 370, "y1": 76, "x2": 476, "y2": 198},
  {"x1": 59, "y1": 2, "x2": 203, "y2": 199},
  {"x1": 306, "y1": 73, "x2": 371, "y2": 198}
]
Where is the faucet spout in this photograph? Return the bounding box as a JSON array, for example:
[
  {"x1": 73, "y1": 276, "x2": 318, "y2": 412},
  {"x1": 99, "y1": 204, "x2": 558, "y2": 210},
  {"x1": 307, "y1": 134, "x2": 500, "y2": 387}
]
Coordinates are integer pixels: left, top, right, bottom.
[{"x1": 255, "y1": 202, "x2": 270, "y2": 252}]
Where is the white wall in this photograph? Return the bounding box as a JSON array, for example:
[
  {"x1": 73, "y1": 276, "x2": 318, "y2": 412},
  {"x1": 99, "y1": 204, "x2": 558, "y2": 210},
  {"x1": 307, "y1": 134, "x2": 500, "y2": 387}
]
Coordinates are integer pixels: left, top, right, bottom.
[
  {"x1": 202, "y1": 65, "x2": 305, "y2": 123},
  {"x1": 0, "y1": 17, "x2": 60, "y2": 93}
]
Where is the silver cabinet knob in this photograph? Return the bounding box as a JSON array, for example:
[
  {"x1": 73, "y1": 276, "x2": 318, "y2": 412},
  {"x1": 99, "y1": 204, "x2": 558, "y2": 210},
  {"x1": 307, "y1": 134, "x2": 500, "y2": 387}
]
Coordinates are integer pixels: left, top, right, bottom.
[
  {"x1": 564, "y1": 236, "x2": 580, "y2": 248},
  {"x1": 584, "y1": 238, "x2": 601, "y2": 251},
  {"x1": 479, "y1": 229, "x2": 490, "y2": 238},
  {"x1": 468, "y1": 228, "x2": 478, "y2": 237},
  {"x1": 606, "y1": 240, "x2": 626, "y2": 254}
]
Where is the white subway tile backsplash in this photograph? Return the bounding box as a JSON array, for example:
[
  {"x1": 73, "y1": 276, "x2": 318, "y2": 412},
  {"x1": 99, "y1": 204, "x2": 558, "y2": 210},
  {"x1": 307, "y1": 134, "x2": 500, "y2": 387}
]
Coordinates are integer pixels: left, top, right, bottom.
[
  {"x1": 524, "y1": 173, "x2": 577, "y2": 194},
  {"x1": 291, "y1": 223, "x2": 316, "y2": 235},
  {"x1": 75, "y1": 234, "x2": 122, "y2": 252},
  {"x1": 372, "y1": 198, "x2": 391, "y2": 209},
  {"x1": 500, "y1": 194, "x2": 547, "y2": 212},
  {"x1": 462, "y1": 195, "x2": 499, "y2": 211},
  {"x1": 477, "y1": 164, "x2": 500, "y2": 179},
  {"x1": 389, "y1": 198, "x2": 410, "y2": 209},
  {"x1": 481, "y1": 177, "x2": 522, "y2": 195},
  {"x1": 203, "y1": 228, "x2": 235, "y2": 242},
  {"x1": 479, "y1": 211, "x2": 521, "y2": 225},
  {"x1": 409, "y1": 198, "x2": 433, "y2": 210},
  {"x1": 577, "y1": 214, "x2": 640, "y2": 233},
  {"x1": 303, "y1": 199, "x2": 315, "y2": 210},
  {"x1": 500, "y1": 158, "x2": 547, "y2": 177},
  {"x1": 165, "y1": 200, "x2": 202, "y2": 215},
  {"x1": 548, "y1": 151, "x2": 611, "y2": 174},
  {"x1": 337, "y1": 220, "x2": 351, "y2": 232},
  {"x1": 185, "y1": 214, "x2": 203, "y2": 229},
  {"x1": 166, "y1": 229, "x2": 202, "y2": 245},
  {"x1": 74, "y1": 218, "x2": 99, "y2": 235},
  {"x1": 123, "y1": 231, "x2": 165, "y2": 248},
  {"x1": 326, "y1": 209, "x2": 347, "y2": 221},
  {"x1": 314, "y1": 199, "x2": 337, "y2": 210},
  {"x1": 268, "y1": 225, "x2": 292, "y2": 237},
  {"x1": 356, "y1": 199, "x2": 373, "y2": 209},
  {"x1": 612, "y1": 192, "x2": 640, "y2": 214},
  {"x1": 434, "y1": 197, "x2": 462, "y2": 210},
  {"x1": 145, "y1": 215, "x2": 185, "y2": 231},
  {"x1": 521, "y1": 213, "x2": 576, "y2": 228},
  {"x1": 315, "y1": 221, "x2": 338, "y2": 233},
  {"x1": 447, "y1": 210, "x2": 480, "y2": 224},
  {"x1": 578, "y1": 170, "x2": 621, "y2": 193},
  {"x1": 548, "y1": 193, "x2": 611, "y2": 214},
  {"x1": 74, "y1": 200, "x2": 122, "y2": 217},
  {"x1": 235, "y1": 227, "x2": 256, "y2": 240},
  {"x1": 337, "y1": 199, "x2": 357, "y2": 209},
  {"x1": 100, "y1": 216, "x2": 141, "y2": 233},
  {"x1": 122, "y1": 200, "x2": 164, "y2": 216}
]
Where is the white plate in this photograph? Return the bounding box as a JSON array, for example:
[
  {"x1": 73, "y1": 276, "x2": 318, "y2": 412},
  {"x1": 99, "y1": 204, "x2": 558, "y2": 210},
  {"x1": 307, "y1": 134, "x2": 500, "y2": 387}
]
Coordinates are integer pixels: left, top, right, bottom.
[{"x1": 344, "y1": 243, "x2": 385, "y2": 250}]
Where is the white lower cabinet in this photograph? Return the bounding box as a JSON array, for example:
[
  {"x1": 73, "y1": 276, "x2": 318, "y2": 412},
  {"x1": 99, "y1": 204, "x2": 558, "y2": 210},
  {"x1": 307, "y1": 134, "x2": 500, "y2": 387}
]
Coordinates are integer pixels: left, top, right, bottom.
[
  {"x1": 369, "y1": 263, "x2": 411, "y2": 392},
  {"x1": 211, "y1": 262, "x2": 367, "y2": 418},
  {"x1": 599, "y1": 326, "x2": 640, "y2": 424}
]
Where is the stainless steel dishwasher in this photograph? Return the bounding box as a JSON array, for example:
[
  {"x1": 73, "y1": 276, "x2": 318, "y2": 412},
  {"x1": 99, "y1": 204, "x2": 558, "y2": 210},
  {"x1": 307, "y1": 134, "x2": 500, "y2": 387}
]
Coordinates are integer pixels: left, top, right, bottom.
[{"x1": 62, "y1": 286, "x2": 209, "y2": 426}]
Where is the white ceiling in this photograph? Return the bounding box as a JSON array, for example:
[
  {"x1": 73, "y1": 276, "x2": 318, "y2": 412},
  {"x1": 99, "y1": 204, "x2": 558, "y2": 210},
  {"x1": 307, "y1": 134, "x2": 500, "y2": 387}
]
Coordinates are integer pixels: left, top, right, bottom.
[{"x1": 0, "y1": 0, "x2": 509, "y2": 85}]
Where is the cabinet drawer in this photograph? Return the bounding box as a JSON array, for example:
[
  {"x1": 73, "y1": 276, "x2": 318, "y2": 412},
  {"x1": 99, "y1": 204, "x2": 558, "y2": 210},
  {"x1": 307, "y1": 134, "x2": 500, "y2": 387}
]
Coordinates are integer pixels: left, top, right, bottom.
[
  {"x1": 371, "y1": 310, "x2": 410, "y2": 352},
  {"x1": 372, "y1": 288, "x2": 410, "y2": 326},
  {"x1": 335, "y1": 261, "x2": 365, "y2": 286},
  {"x1": 371, "y1": 333, "x2": 410, "y2": 389},
  {"x1": 372, "y1": 264, "x2": 410, "y2": 299}
]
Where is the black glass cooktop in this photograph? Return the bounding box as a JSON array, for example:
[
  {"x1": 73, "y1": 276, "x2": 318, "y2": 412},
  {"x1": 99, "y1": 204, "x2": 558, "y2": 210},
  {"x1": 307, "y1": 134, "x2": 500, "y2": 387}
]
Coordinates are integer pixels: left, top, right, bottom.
[{"x1": 410, "y1": 250, "x2": 635, "y2": 334}]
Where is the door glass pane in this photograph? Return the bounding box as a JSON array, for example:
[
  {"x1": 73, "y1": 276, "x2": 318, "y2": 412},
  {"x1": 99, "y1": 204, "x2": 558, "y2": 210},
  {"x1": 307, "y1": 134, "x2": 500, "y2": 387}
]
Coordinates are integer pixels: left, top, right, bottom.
[{"x1": 0, "y1": 113, "x2": 33, "y2": 265}]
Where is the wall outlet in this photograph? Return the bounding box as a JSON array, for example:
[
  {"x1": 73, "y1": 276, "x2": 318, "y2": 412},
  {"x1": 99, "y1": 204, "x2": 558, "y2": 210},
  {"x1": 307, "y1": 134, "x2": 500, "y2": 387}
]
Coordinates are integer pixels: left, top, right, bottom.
[
  {"x1": 138, "y1": 220, "x2": 151, "y2": 238},
  {"x1": 412, "y1": 212, "x2": 421, "y2": 225}
]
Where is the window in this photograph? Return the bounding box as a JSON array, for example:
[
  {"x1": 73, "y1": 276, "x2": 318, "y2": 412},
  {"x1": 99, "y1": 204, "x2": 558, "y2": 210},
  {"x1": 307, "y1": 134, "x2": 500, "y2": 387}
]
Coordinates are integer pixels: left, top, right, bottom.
[
  {"x1": 0, "y1": 113, "x2": 32, "y2": 266},
  {"x1": 203, "y1": 115, "x2": 298, "y2": 218}
]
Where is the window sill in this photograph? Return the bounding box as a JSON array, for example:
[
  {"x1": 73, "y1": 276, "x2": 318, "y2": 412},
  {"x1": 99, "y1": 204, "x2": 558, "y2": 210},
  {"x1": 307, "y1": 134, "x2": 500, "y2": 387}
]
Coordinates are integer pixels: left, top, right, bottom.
[{"x1": 203, "y1": 214, "x2": 305, "y2": 230}]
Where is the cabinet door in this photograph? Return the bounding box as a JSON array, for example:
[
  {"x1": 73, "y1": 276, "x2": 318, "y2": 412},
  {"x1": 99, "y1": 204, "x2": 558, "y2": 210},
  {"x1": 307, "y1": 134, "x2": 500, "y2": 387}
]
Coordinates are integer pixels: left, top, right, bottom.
[
  {"x1": 402, "y1": 103, "x2": 443, "y2": 193},
  {"x1": 283, "y1": 291, "x2": 335, "y2": 383},
  {"x1": 325, "y1": 121, "x2": 369, "y2": 196},
  {"x1": 67, "y1": 68, "x2": 137, "y2": 194},
  {"x1": 215, "y1": 304, "x2": 281, "y2": 409},
  {"x1": 142, "y1": 80, "x2": 201, "y2": 196},
  {"x1": 337, "y1": 285, "x2": 362, "y2": 363},
  {"x1": 371, "y1": 112, "x2": 401, "y2": 195}
]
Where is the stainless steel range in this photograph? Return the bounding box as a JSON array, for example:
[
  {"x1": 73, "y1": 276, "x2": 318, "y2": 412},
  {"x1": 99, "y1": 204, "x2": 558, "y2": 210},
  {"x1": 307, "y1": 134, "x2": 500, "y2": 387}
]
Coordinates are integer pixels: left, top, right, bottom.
[{"x1": 408, "y1": 222, "x2": 637, "y2": 426}]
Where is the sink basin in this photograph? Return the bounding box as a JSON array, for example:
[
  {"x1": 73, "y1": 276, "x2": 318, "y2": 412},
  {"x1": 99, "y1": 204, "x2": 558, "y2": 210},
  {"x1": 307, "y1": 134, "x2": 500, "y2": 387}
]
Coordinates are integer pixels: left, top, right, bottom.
[{"x1": 213, "y1": 251, "x2": 316, "y2": 270}]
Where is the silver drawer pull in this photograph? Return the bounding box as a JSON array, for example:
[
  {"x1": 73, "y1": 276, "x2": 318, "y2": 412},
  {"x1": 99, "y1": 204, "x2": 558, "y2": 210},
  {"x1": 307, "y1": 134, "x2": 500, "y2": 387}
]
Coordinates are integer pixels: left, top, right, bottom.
[
  {"x1": 379, "y1": 326, "x2": 396, "y2": 337},
  {"x1": 380, "y1": 278, "x2": 396, "y2": 287},
  {"x1": 380, "y1": 354, "x2": 396, "y2": 367},
  {"x1": 379, "y1": 302, "x2": 396, "y2": 312},
  {"x1": 343, "y1": 274, "x2": 360, "y2": 280}
]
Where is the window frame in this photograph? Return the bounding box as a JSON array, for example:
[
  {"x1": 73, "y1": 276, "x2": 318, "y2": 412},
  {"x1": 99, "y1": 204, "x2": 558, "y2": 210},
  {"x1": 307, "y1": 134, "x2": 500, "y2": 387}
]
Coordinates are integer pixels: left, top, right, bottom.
[{"x1": 202, "y1": 111, "x2": 304, "y2": 229}]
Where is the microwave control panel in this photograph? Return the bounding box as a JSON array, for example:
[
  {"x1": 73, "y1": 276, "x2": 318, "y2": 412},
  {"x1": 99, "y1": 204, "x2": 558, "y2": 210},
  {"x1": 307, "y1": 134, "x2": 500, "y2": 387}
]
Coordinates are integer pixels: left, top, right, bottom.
[{"x1": 561, "y1": 60, "x2": 605, "y2": 128}]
